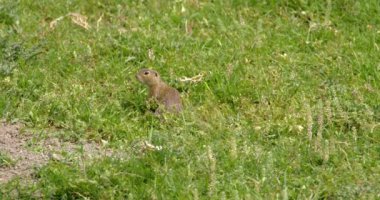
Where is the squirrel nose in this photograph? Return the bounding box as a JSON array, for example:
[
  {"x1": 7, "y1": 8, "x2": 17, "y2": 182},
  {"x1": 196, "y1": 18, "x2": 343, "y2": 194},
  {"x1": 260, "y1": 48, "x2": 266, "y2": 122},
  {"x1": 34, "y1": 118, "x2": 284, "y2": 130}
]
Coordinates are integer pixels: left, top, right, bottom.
[{"x1": 136, "y1": 74, "x2": 142, "y2": 82}]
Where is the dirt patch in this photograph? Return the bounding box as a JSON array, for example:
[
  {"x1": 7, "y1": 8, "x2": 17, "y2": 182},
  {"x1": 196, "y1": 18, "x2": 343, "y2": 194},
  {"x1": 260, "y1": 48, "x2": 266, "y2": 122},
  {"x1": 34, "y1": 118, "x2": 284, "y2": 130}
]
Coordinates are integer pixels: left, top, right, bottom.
[{"x1": 0, "y1": 121, "x2": 115, "y2": 184}]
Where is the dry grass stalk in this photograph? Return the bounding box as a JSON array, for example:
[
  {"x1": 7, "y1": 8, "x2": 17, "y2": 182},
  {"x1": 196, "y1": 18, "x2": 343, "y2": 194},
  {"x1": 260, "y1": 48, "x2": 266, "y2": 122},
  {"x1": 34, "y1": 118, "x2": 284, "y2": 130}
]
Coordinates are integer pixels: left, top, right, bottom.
[
  {"x1": 178, "y1": 73, "x2": 204, "y2": 83},
  {"x1": 233, "y1": 189, "x2": 240, "y2": 200},
  {"x1": 68, "y1": 13, "x2": 91, "y2": 30},
  {"x1": 185, "y1": 20, "x2": 193, "y2": 35},
  {"x1": 352, "y1": 126, "x2": 357, "y2": 142},
  {"x1": 230, "y1": 136, "x2": 237, "y2": 159},
  {"x1": 324, "y1": 99, "x2": 332, "y2": 125},
  {"x1": 207, "y1": 146, "x2": 217, "y2": 198},
  {"x1": 323, "y1": 139, "x2": 330, "y2": 164},
  {"x1": 96, "y1": 13, "x2": 103, "y2": 32},
  {"x1": 187, "y1": 0, "x2": 199, "y2": 7},
  {"x1": 331, "y1": 87, "x2": 348, "y2": 122},
  {"x1": 49, "y1": 16, "x2": 65, "y2": 29},
  {"x1": 220, "y1": 191, "x2": 226, "y2": 200},
  {"x1": 148, "y1": 49, "x2": 155, "y2": 60},
  {"x1": 134, "y1": 140, "x2": 162, "y2": 153},
  {"x1": 324, "y1": 0, "x2": 332, "y2": 26},
  {"x1": 304, "y1": 101, "x2": 313, "y2": 142},
  {"x1": 316, "y1": 100, "x2": 324, "y2": 149},
  {"x1": 226, "y1": 63, "x2": 234, "y2": 78},
  {"x1": 50, "y1": 13, "x2": 91, "y2": 30},
  {"x1": 192, "y1": 188, "x2": 199, "y2": 200}
]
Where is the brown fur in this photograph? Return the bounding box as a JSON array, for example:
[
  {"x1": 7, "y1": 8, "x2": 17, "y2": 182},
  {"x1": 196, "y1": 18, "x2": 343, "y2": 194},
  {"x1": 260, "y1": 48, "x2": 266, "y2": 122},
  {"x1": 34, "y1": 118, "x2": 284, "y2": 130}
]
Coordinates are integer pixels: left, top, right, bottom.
[{"x1": 136, "y1": 68, "x2": 182, "y2": 113}]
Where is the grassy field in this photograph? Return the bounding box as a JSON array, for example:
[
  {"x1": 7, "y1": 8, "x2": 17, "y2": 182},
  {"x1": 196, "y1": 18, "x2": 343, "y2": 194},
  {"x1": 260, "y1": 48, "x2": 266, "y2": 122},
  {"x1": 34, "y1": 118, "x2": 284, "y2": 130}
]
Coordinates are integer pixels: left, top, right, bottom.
[{"x1": 1, "y1": 0, "x2": 380, "y2": 199}]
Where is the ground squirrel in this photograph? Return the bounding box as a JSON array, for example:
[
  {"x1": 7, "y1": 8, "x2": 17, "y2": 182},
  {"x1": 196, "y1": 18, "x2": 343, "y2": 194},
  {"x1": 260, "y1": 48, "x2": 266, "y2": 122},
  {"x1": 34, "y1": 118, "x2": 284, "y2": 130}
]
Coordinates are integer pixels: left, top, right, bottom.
[{"x1": 136, "y1": 68, "x2": 182, "y2": 114}]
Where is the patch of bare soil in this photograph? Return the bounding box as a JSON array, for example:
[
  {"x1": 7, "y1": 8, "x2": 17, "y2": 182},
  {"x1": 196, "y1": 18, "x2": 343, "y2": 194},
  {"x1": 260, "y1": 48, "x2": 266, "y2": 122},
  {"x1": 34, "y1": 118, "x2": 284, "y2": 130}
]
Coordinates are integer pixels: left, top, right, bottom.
[{"x1": 0, "y1": 121, "x2": 115, "y2": 184}]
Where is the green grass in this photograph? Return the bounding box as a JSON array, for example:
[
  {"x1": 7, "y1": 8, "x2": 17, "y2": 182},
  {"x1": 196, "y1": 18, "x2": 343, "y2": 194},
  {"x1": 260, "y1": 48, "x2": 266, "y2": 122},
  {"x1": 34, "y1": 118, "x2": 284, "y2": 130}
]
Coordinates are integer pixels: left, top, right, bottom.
[
  {"x1": 1, "y1": 0, "x2": 380, "y2": 199},
  {"x1": 0, "y1": 151, "x2": 14, "y2": 168}
]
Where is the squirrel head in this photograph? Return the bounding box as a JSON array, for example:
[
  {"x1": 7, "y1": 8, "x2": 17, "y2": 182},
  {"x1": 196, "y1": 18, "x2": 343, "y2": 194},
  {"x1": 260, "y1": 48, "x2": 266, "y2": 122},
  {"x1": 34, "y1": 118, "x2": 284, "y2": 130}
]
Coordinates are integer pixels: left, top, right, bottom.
[{"x1": 136, "y1": 68, "x2": 161, "y2": 87}]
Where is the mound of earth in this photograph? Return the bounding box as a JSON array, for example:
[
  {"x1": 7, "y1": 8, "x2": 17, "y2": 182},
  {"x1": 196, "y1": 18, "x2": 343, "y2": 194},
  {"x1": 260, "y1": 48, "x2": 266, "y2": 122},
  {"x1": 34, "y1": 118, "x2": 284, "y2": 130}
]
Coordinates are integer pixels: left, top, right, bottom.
[{"x1": 0, "y1": 121, "x2": 114, "y2": 184}]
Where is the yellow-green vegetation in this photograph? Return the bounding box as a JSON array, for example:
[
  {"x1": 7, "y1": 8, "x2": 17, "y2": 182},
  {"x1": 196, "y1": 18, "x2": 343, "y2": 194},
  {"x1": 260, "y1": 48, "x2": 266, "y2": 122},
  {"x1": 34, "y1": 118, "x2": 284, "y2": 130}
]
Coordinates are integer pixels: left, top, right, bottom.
[
  {"x1": 0, "y1": 152, "x2": 14, "y2": 168},
  {"x1": 1, "y1": 0, "x2": 379, "y2": 199}
]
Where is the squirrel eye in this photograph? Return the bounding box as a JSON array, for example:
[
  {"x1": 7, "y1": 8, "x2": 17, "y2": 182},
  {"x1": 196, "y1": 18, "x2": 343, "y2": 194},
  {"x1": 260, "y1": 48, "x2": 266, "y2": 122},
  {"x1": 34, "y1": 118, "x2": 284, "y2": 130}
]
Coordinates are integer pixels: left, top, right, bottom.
[{"x1": 144, "y1": 71, "x2": 149, "y2": 75}]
